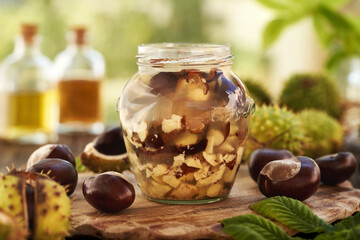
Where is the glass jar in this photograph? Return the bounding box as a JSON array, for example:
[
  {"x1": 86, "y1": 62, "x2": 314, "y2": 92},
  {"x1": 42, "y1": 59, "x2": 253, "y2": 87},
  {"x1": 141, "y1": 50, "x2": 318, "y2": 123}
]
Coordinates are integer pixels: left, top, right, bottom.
[
  {"x1": 0, "y1": 23, "x2": 56, "y2": 144},
  {"x1": 54, "y1": 27, "x2": 105, "y2": 134},
  {"x1": 118, "y1": 43, "x2": 254, "y2": 204}
]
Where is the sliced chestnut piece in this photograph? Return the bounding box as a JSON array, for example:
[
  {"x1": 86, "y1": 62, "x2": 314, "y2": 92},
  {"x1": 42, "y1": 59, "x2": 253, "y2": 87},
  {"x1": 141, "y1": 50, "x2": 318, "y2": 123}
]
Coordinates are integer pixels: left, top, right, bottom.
[
  {"x1": 27, "y1": 144, "x2": 76, "y2": 168},
  {"x1": 258, "y1": 156, "x2": 320, "y2": 201},
  {"x1": 316, "y1": 152, "x2": 356, "y2": 185},
  {"x1": 27, "y1": 159, "x2": 78, "y2": 195},
  {"x1": 248, "y1": 148, "x2": 294, "y2": 182},
  {"x1": 82, "y1": 172, "x2": 135, "y2": 212}
]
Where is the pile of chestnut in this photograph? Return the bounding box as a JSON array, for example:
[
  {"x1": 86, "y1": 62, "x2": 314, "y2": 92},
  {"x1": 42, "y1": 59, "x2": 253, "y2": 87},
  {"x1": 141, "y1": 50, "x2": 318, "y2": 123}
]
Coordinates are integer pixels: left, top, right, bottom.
[
  {"x1": 26, "y1": 144, "x2": 135, "y2": 213},
  {"x1": 248, "y1": 148, "x2": 357, "y2": 201}
]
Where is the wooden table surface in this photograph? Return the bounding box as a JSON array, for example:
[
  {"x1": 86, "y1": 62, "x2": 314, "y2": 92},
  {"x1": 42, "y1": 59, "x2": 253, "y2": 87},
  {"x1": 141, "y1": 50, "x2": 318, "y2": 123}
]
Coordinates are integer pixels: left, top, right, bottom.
[
  {"x1": 2, "y1": 133, "x2": 360, "y2": 240},
  {"x1": 69, "y1": 167, "x2": 360, "y2": 240}
]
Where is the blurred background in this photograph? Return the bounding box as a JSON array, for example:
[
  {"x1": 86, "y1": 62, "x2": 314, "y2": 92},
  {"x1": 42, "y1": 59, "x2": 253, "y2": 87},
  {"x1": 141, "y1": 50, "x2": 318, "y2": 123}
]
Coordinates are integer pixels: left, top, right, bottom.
[{"x1": 0, "y1": 0, "x2": 358, "y2": 125}]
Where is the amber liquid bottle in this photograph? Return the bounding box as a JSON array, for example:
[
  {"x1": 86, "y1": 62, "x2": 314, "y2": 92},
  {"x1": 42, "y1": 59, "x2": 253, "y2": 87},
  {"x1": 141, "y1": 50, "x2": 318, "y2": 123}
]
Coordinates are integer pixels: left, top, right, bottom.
[
  {"x1": 0, "y1": 24, "x2": 57, "y2": 144},
  {"x1": 54, "y1": 27, "x2": 105, "y2": 134}
]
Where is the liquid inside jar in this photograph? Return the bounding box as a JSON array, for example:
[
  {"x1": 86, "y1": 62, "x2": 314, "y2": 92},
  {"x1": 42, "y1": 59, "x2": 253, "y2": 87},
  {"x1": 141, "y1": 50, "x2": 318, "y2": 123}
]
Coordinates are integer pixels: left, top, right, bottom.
[{"x1": 119, "y1": 67, "x2": 252, "y2": 204}]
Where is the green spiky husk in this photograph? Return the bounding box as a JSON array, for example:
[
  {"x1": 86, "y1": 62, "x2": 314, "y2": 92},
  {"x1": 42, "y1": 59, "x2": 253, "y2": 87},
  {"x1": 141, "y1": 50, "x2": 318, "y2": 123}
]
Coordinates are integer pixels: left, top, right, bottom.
[
  {"x1": 243, "y1": 79, "x2": 272, "y2": 106},
  {"x1": 0, "y1": 174, "x2": 27, "y2": 229},
  {"x1": 279, "y1": 73, "x2": 341, "y2": 119},
  {"x1": 34, "y1": 178, "x2": 70, "y2": 240},
  {"x1": 244, "y1": 105, "x2": 306, "y2": 160},
  {"x1": 298, "y1": 109, "x2": 344, "y2": 158}
]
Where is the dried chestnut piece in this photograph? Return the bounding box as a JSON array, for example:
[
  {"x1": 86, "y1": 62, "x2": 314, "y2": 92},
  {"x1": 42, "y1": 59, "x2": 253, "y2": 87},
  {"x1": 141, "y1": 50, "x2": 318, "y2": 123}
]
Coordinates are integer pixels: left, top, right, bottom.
[
  {"x1": 27, "y1": 144, "x2": 76, "y2": 168},
  {"x1": 82, "y1": 172, "x2": 135, "y2": 212},
  {"x1": 27, "y1": 159, "x2": 78, "y2": 195},
  {"x1": 248, "y1": 148, "x2": 294, "y2": 182},
  {"x1": 80, "y1": 126, "x2": 130, "y2": 173},
  {"x1": 316, "y1": 152, "x2": 356, "y2": 185},
  {"x1": 258, "y1": 156, "x2": 320, "y2": 201}
]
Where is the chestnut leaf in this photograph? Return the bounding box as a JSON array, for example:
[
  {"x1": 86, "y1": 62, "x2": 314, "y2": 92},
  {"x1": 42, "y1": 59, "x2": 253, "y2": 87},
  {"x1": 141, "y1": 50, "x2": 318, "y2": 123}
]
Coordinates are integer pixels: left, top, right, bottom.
[
  {"x1": 221, "y1": 214, "x2": 292, "y2": 240},
  {"x1": 250, "y1": 196, "x2": 333, "y2": 233}
]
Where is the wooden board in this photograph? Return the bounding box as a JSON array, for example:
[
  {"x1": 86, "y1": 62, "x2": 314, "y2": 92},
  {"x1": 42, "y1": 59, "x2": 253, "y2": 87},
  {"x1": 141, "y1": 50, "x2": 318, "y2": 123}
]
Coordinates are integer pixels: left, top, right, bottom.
[{"x1": 70, "y1": 167, "x2": 360, "y2": 239}]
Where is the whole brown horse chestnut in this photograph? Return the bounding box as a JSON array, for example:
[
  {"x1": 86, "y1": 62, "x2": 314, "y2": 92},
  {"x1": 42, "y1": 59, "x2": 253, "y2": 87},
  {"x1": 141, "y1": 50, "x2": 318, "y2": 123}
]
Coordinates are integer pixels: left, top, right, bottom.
[
  {"x1": 248, "y1": 148, "x2": 294, "y2": 182},
  {"x1": 27, "y1": 159, "x2": 78, "y2": 195},
  {"x1": 316, "y1": 152, "x2": 356, "y2": 185},
  {"x1": 27, "y1": 144, "x2": 76, "y2": 168},
  {"x1": 82, "y1": 172, "x2": 135, "y2": 212},
  {"x1": 258, "y1": 156, "x2": 320, "y2": 201}
]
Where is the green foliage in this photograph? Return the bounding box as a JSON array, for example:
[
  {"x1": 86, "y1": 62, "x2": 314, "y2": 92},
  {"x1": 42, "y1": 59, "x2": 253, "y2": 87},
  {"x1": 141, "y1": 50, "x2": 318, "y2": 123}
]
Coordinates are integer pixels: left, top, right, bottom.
[
  {"x1": 250, "y1": 196, "x2": 333, "y2": 233},
  {"x1": 222, "y1": 197, "x2": 360, "y2": 240},
  {"x1": 257, "y1": 0, "x2": 360, "y2": 69},
  {"x1": 221, "y1": 214, "x2": 292, "y2": 240},
  {"x1": 279, "y1": 73, "x2": 342, "y2": 118},
  {"x1": 298, "y1": 110, "x2": 343, "y2": 158},
  {"x1": 243, "y1": 78, "x2": 272, "y2": 105},
  {"x1": 75, "y1": 157, "x2": 88, "y2": 173}
]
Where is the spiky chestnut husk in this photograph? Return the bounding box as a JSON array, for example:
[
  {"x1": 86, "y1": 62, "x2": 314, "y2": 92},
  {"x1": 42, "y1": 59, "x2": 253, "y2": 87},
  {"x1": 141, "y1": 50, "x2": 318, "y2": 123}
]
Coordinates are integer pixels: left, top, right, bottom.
[
  {"x1": 243, "y1": 78, "x2": 272, "y2": 106},
  {"x1": 0, "y1": 170, "x2": 70, "y2": 240},
  {"x1": 298, "y1": 110, "x2": 344, "y2": 158},
  {"x1": 279, "y1": 73, "x2": 341, "y2": 119},
  {"x1": 0, "y1": 210, "x2": 27, "y2": 240},
  {"x1": 244, "y1": 105, "x2": 306, "y2": 161}
]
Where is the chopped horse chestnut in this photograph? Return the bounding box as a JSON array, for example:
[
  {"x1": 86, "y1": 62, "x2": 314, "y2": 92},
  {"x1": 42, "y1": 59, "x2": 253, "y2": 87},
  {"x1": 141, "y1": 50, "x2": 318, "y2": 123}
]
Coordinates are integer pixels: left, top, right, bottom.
[
  {"x1": 27, "y1": 144, "x2": 76, "y2": 168},
  {"x1": 248, "y1": 148, "x2": 294, "y2": 182},
  {"x1": 316, "y1": 152, "x2": 356, "y2": 185},
  {"x1": 82, "y1": 172, "x2": 135, "y2": 212},
  {"x1": 27, "y1": 159, "x2": 78, "y2": 195},
  {"x1": 258, "y1": 156, "x2": 320, "y2": 201}
]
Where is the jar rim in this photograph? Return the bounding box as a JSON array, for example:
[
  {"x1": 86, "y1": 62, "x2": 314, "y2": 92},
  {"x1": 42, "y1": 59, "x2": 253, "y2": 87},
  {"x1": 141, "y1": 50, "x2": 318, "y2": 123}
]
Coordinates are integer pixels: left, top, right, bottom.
[{"x1": 137, "y1": 43, "x2": 233, "y2": 67}]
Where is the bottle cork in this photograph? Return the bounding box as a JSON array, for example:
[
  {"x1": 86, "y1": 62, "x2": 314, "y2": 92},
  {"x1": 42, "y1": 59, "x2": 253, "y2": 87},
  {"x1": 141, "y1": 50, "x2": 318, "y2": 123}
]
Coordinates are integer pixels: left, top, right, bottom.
[
  {"x1": 72, "y1": 27, "x2": 87, "y2": 45},
  {"x1": 21, "y1": 23, "x2": 38, "y2": 44}
]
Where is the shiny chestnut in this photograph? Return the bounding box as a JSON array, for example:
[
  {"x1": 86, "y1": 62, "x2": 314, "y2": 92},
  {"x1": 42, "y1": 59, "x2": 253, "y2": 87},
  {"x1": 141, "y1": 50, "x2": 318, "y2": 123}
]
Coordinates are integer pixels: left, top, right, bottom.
[
  {"x1": 27, "y1": 144, "x2": 76, "y2": 168},
  {"x1": 82, "y1": 172, "x2": 135, "y2": 212},
  {"x1": 248, "y1": 148, "x2": 294, "y2": 182},
  {"x1": 27, "y1": 158, "x2": 78, "y2": 195},
  {"x1": 316, "y1": 152, "x2": 356, "y2": 185},
  {"x1": 258, "y1": 156, "x2": 320, "y2": 201}
]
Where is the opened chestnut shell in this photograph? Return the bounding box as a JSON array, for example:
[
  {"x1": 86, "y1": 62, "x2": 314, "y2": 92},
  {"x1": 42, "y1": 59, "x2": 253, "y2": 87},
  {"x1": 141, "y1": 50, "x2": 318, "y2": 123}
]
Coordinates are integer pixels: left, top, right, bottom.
[
  {"x1": 82, "y1": 172, "x2": 135, "y2": 212},
  {"x1": 248, "y1": 148, "x2": 294, "y2": 182},
  {"x1": 27, "y1": 144, "x2": 76, "y2": 168},
  {"x1": 316, "y1": 152, "x2": 356, "y2": 185},
  {"x1": 258, "y1": 156, "x2": 320, "y2": 201},
  {"x1": 80, "y1": 126, "x2": 130, "y2": 173},
  {"x1": 27, "y1": 159, "x2": 78, "y2": 195}
]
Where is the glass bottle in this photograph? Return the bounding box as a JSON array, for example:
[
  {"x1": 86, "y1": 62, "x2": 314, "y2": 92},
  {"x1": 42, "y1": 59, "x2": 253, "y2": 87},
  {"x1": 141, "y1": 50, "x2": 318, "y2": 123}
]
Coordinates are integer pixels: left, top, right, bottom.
[
  {"x1": 0, "y1": 23, "x2": 57, "y2": 144},
  {"x1": 118, "y1": 43, "x2": 254, "y2": 204},
  {"x1": 54, "y1": 27, "x2": 105, "y2": 134}
]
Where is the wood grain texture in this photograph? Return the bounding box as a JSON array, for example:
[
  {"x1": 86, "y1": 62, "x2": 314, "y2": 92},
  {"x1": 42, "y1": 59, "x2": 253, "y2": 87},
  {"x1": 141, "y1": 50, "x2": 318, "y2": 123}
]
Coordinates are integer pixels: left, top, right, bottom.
[{"x1": 70, "y1": 167, "x2": 360, "y2": 240}]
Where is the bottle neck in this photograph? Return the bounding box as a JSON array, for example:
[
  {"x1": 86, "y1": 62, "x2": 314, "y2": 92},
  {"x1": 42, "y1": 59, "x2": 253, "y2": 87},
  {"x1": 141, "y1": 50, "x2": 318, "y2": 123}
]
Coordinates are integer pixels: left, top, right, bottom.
[{"x1": 13, "y1": 35, "x2": 41, "y2": 58}]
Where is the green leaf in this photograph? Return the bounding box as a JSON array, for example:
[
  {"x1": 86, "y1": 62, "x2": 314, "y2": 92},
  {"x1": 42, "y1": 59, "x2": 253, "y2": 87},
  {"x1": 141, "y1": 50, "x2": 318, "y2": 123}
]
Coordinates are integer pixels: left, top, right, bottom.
[
  {"x1": 256, "y1": 0, "x2": 292, "y2": 10},
  {"x1": 319, "y1": 0, "x2": 350, "y2": 9},
  {"x1": 75, "y1": 157, "x2": 88, "y2": 173},
  {"x1": 250, "y1": 196, "x2": 333, "y2": 233},
  {"x1": 317, "y1": 5, "x2": 353, "y2": 31},
  {"x1": 221, "y1": 214, "x2": 292, "y2": 240},
  {"x1": 312, "y1": 10, "x2": 334, "y2": 46},
  {"x1": 262, "y1": 16, "x2": 300, "y2": 49},
  {"x1": 334, "y1": 213, "x2": 360, "y2": 231},
  {"x1": 314, "y1": 228, "x2": 360, "y2": 240}
]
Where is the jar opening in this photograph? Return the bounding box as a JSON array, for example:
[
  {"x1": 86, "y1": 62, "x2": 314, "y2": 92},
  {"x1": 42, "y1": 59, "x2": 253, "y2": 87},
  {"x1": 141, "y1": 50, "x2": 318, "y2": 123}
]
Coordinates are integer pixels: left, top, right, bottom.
[{"x1": 137, "y1": 43, "x2": 233, "y2": 67}]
